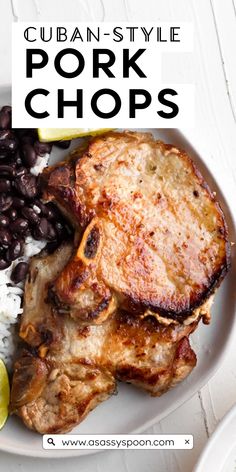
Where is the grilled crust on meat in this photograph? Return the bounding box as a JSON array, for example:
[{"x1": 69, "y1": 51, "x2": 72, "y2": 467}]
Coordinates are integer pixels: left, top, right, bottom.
[
  {"x1": 11, "y1": 351, "x2": 115, "y2": 435},
  {"x1": 19, "y1": 242, "x2": 73, "y2": 348},
  {"x1": 10, "y1": 329, "x2": 196, "y2": 434},
  {"x1": 42, "y1": 131, "x2": 230, "y2": 324},
  {"x1": 10, "y1": 245, "x2": 197, "y2": 434},
  {"x1": 11, "y1": 130, "x2": 230, "y2": 434}
]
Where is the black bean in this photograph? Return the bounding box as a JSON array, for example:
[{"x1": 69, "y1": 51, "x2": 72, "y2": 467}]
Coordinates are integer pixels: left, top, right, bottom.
[
  {"x1": 6, "y1": 239, "x2": 23, "y2": 261},
  {"x1": 15, "y1": 153, "x2": 23, "y2": 167},
  {"x1": 54, "y1": 140, "x2": 71, "y2": 149},
  {"x1": 21, "y1": 143, "x2": 37, "y2": 168},
  {"x1": 46, "y1": 208, "x2": 55, "y2": 220},
  {"x1": 46, "y1": 241, "x2": 60, "y2": 253},
  {"x1": 0, "y1": 157, "x2": 17, "y2": 170},
  {"x1": 11, "y1": 262, "x2": 29, "y2": 283},
  {"x1": 33, "y1": 200, "x2": 48, "y2": 216},
  {"x1": 12, "y1": 196, "x2": 25, "y2": 209},
  {"x1": 15, "y1": 129, "x2": 28, "y2": 139},
  {"x1": 34, "y1": 140, "x2": 52, "y2": 156},
  {"x1": 27, "y1": 129, "x2": 37, "y2": 140},
  {"x1": 33, "y1": 217, "x2": 48, "y2": 240},
  {"x1": 45, "y1": 203, "x2": 59, "y2": 220},
  {"x1": 0, "y1": 215, "x2": 9, "y2": 228},
  {"x1": 46, "y1": 222, "x2": 57, "y2": 241},
  {"x1": 54, "y1": 221, "x2": 64, "y2": 239},
  {"x1": 24, "y1": 228, "x2": 31, "y2": 237},
  {"x1": 0, "y1": 258, "x2": 10, "y2": 270},
  {"x1": 15, "y1": 166, "x2": 28, "y2": 177},
  {"x1": 0, "y1": 194, "x2": 13, "y2": 212},
  {"x1": 1, "y1": 106, "x2": 11, "y2": 114},
  {"x1": 21, "y1": 207, "x2": 40, "y2": 225},
  {"x1": 0, "y1": 150, "x2": 7, "y2": 159},
  {"x1": 0, "y1": 106, "x2": 11, "y2": 130},
  {"x1": 31, "y1": 204, "x2": 41, "y2": 215},
  {"x1": 10, "y1": 218, "x2": 29, "y2": 235},
  {"x1": 0, "y1": 165, "x2": 15, "y2": 178},
  {"x1": 7, "y1": 208, "x2": 17, "y2": 221},
  {"x1": 17, "y1": 129, "x2": 36, "y2": 144},
  {"x1": 14, "y1": 174, "x2": 38, "y2": 199},
  {"x1": 0, "y1": 179, "x2": 11, "y2": 193},
  {"x1": 0, "y1": 229, "x2": 11, "y2": 247},
  {"x1": 0, "y1": 130, "x2": 18, "y2": 157},
  {"x1": 0, "y1": 116, "x2": 75, "y2": 260},
  {"x1": 20, "y1": 134, "x2": 34, "y2": 145}
]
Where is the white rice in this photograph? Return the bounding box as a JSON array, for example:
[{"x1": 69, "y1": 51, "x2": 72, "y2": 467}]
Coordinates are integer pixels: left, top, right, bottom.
[
  {"x1": 0, "y1": 155, "x2": 49, "y2": 368},
  {"x1": 30, "y1": 154, "x2": 50, "y2": 176}
]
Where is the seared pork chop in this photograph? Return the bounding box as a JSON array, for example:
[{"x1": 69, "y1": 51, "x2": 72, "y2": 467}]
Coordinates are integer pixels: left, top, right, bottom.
[
  {"x1": 11, "y1": 245, "x2": 197, "y2": 434},
  {"x1": 43, "y1": 131, "x2": 230, "y2": 324}
]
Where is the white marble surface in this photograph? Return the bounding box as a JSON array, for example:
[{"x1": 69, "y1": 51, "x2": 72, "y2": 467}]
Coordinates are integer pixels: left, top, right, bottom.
[{"x1": 0, "y1": 0, "x2": 236, "y2": 471}]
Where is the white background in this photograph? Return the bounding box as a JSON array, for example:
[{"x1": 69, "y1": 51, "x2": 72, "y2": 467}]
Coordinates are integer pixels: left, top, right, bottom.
[{"x1": 1, "y1": 0, "x2": 236, "y2": 471}]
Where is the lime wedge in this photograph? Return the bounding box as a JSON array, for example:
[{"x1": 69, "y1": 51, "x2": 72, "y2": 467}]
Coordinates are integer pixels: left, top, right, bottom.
[
  {"x1": 0, "y1": 359, "x2": 10, "y2": 430},
  {"x1": 38, "y1": 128, "x2": 113, "y2": 143}
]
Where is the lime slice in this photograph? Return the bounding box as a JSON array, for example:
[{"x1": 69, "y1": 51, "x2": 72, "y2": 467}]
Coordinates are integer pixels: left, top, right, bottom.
[
  {"x1": 0, "y1": 359, "x2": 10, "y2": 430},
  {"x1": 38, "y1": 128, "x2": 113, "y2": 143}
]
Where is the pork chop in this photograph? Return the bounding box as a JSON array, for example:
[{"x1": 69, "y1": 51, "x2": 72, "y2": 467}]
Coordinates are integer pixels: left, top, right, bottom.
[
  {"x1": 10, "y1": 244, "x2": 197, "y2": 434},
  {"x1": 43, "y1": 131, "x2": 230, "y2": 324}
]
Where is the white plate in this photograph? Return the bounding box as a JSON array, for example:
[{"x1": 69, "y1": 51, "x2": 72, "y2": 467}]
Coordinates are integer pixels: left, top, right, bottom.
[
  {"x1": 0, "y1": 86, "x2": 235, "y2": 458},
  {"x1": 194, "y1": 404, "x2": 236, "y2": 472}
]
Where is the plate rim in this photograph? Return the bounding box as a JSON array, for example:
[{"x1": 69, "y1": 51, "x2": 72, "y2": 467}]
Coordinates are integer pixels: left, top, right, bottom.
[
  {"x1": 193, "y1": 404, "x2": 236, "y2": 472},
  {"x1": 0, "y1": 84, "x2": 235, "y2": 458}
]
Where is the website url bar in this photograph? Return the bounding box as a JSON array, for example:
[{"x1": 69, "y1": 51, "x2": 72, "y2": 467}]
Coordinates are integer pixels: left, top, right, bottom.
[{"x1": 43, "y1": 434, "x2": 193, "y2": 450}]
